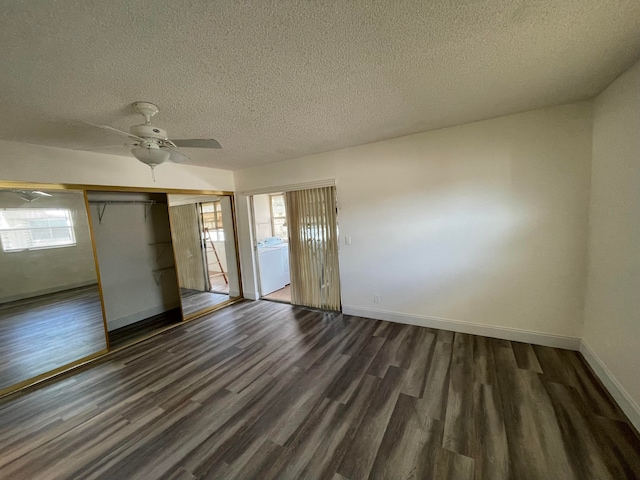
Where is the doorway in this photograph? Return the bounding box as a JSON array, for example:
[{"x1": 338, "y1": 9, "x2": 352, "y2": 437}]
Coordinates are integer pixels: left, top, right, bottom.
[
  {"x1": 253, "y1": 193, "x2": 291, "y2": 304},
  {"x1": 251, "y1": 185, "x2": 341, "y2": 311}
]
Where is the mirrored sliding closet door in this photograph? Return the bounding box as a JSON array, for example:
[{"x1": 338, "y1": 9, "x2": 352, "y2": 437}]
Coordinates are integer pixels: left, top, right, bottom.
[
  {"x1": 0, "y1": 187, "x2": 107, "y2": 393},
  {"x1": 168, "y1": 194, "x2": 241, "y2": 319}
]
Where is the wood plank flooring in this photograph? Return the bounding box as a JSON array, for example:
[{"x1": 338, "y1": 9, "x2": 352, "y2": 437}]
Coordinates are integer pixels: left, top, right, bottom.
[
  {"x1": 180, "y1": 288, "x2": 230, "y2": 317},
  {"x1": 263, "y1": 284, "x2": 291, "y2": 303},
  {"x1": 0, "y1": 300, "x2": 638, "y2": 479},
  {"x1": 0, "y1": 285, "x2": 107, "y2": 390},
  {"x1": 209, "y1": 273, "x2": 230, "y2": 295},
  {"x1": 108, "y1": 307, "x2": 182, "y2": 350}
]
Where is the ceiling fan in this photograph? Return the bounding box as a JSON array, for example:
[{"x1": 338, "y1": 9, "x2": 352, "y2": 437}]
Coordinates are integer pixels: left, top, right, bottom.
[
  {"x1": 84, "y1": 101, "x2": 222, "y2": 179},
  {"x1": 12, "y1": 190, "x2": 53, "y2": 202}
]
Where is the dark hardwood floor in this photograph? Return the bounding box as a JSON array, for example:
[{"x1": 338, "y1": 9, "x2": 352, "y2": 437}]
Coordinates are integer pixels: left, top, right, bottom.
[
  {"x1": 0, "y1": 300, "x2": 638, "y2": 479},
  {"x1": 0, "y1": 285, "x2": 107, "y2": 391},
  {"x1": 108, "y1": 307, "x2": 182, "y2": 350},
  {"x1": 180, "y1": 288, "x2": 230, "y2": 317}
]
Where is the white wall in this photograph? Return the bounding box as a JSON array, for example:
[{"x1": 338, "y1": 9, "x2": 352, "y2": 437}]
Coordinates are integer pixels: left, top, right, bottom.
[
  {"x1": 88, "y1": 192, "x2": 180, "y2": 330},
  {"x1": 0, "y1": 140, "x2": 234, "y2": 192},
  {"x1": 0, "y1": 190, "x2": 97, "y2": 302},
  {"x1": 582, "y1": 60, "x2": 640, "y2": 430},
  {"x1": 235, "y1": 102, "x2": 592, "y2": 347}
]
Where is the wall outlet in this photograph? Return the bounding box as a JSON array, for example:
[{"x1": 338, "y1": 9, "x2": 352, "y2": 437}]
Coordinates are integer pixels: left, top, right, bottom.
[
  {"x1": 345, "y1": 236, "x2": 352, "y2": 245},
  {"x1": 373, "y1": 294, "x2": 380, "y2": 303}
]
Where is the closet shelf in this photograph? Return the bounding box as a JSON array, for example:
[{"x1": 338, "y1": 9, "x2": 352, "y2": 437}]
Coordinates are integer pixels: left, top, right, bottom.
[{"x1": 88, "y1": 200, "x2": 157, "y2": 224}]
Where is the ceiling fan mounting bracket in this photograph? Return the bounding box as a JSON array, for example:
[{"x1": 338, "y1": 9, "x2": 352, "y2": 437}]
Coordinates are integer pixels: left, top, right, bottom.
[{"x1": 133, "y1": 101, "x2": 160, "y2": 124}]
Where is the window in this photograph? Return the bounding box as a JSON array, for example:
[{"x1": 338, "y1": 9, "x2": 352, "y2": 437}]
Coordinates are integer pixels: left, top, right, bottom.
[
  {"x1": 0, "y1": 208, "x2": 76, "y2": 252},
  {"x1": 270, "y1": 194, "x2": 288, "y2": 240},
  {"x1": 201, "y1": 201, "x2": 225, "y2": 241}
]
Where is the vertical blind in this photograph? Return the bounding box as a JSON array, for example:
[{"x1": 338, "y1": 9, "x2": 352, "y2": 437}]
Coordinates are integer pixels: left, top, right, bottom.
[
  {"x1": 169, "y1": 204, "x2": 207, "y2": 291},
  {"x1": 285, "y1": 186, "x2": 341, "y2": 311}
]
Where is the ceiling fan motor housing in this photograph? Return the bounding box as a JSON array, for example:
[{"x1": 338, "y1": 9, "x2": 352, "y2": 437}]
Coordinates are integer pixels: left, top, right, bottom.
[{"x1": 129, "y1": 124, "x2": 168, "y2": 140}]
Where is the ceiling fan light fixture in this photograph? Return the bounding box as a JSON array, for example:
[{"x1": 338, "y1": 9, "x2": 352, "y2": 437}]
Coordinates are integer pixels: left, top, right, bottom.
[{"x1": 131, "y1": 145, "x2": 170, "y2": 167}]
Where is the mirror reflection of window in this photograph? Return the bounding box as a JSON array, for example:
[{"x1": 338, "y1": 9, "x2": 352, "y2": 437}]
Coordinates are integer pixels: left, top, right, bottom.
[{"x1": 0, "y1": 208, "x2": 76, "y2": 252}]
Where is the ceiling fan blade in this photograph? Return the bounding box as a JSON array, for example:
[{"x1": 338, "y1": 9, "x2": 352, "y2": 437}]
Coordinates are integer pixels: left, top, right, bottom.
[
  {"x1": 165, "y1": 146, "x2": 191, "y2": 164},
  {"x1": 12, "y1": 190, "x2": 51, "y2": 202},
  {"x1": 83, "y1": 122, "x2": 145, "y2": 142},
  {"x1": 172, "y1": 138, "x2": 222, "y2": 149},
  {"x1": 79, "y1": 144, "x2": 133, "y2": 151}
]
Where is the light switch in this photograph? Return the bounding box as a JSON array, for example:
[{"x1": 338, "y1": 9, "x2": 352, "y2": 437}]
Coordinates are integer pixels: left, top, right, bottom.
[{"x1": 345, "y1": 236, "x2": 352, "y2": 245}]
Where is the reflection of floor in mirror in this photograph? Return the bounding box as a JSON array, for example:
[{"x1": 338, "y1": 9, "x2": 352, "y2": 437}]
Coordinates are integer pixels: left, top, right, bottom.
[
  {"x1": 0, "y1": 285, "x2": 106, "y2": 391},
  {"x1": 263, "y1": 284, "x2": 291, "y2": 303},
  {"x1": 209, "y1": 272, "x2": 229, "y2": 294},
  {"x1": 108, "y1": 308, "x2": 182, "y2": 350},
  {"x1": 181, "y1": 288, "x2": 229, "y2": 317}
]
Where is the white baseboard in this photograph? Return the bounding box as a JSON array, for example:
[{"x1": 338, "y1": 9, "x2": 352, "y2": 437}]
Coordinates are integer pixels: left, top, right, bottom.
[
  {"x1": 341, "y1": 305, "x2": 581, "y2": 350},
  {"x1": 579, "y1": 340, "x2": 640, "y2": 432}
]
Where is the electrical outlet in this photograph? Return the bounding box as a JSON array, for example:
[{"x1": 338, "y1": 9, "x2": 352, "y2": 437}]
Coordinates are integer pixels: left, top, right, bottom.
[
  {"x1": 373, "y1": 294, "x2": 380, "y2": 303},
  {"x1": 345, "y1": 236, "x2": 352, "y2": 245}
]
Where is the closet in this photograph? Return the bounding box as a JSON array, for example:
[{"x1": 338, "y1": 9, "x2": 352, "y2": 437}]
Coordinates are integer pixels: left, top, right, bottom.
[
  {"x1": 0, "y1": 181, "x2": 242, "y2": 398},
  {"x1": 87, "y1": 191, "x2": 182, "y2": 347}
]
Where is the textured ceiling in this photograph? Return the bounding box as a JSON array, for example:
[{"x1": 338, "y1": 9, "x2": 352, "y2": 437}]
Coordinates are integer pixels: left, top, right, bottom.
[{"x1": 0, "y1": 1, "x2": 639, "y2": 171}]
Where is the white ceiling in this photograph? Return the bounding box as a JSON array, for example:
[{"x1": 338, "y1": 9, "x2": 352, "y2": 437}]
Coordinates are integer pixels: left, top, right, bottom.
[{"x1": 1, "y1": 1, "x2": 639, "y2": 171}]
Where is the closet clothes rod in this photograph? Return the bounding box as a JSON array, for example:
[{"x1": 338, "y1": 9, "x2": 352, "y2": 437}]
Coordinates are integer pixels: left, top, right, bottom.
[{"x1": 88, "y1": 200, "x2": 160, "y2": 224}]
